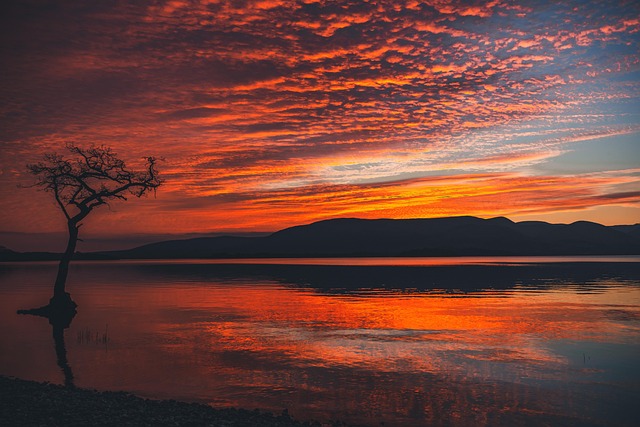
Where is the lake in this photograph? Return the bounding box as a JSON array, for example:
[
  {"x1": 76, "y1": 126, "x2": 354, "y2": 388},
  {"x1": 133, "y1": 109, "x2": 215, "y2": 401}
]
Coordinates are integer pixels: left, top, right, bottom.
[{"x1": 1, "y1": 257, "x2": 639, "y2": 426}]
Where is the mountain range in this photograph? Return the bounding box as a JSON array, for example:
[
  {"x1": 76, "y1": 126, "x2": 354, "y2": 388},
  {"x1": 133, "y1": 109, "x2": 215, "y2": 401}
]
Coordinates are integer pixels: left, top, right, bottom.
[{"x1": 2, "y1": 216, "x2": 638, "y2": 261}]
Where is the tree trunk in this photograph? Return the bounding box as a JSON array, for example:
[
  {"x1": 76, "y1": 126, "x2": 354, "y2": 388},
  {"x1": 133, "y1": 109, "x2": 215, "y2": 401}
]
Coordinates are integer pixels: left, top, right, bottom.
[
  {"x1": 17, "y1": 220, "x2": 78, "y2": 320},
  {"x1": 53, "y1": 221, "x2": 79, "y2": 299}
]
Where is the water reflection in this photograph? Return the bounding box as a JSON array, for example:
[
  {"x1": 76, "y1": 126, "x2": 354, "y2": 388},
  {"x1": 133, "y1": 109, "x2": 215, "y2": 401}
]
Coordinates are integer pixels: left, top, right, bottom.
[
  {"x1": 15, "y1": 305, "x2": 76, "y2": 388},
  {"x1": 1, "y1": 259, "x2": 639, "y2": 426},
  {"x1": 52, "y1": 319, "x2": 75, "y2": 388}
]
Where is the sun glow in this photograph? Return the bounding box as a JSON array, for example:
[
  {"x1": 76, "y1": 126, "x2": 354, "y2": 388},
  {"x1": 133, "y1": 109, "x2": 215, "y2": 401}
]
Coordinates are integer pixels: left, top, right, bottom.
[{"x1": 0, "y1": 0, "x2": 638, "y2": 241}]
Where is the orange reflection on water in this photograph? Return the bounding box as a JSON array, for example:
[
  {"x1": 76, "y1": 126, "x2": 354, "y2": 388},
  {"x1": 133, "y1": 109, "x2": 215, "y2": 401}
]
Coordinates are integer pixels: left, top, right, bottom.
[
  {"x1": 73, "y1": 278, "x2": 640, "y2": 381},
  {"x1": 2, "y1": 261, "x2": 639, "y2": 426}
]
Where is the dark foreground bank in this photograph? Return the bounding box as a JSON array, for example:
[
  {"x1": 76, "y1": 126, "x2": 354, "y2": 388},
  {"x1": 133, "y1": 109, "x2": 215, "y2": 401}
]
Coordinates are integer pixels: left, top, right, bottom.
[{"x1": 0, "y1": 376, "x2": 341, "y2": 427}]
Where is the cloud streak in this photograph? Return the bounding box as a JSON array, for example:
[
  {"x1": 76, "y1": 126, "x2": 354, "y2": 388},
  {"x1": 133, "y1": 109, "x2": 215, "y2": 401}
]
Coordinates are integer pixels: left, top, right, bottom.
[{"x1": 0, "y1": 0, "x2": 638, "y2": 238}]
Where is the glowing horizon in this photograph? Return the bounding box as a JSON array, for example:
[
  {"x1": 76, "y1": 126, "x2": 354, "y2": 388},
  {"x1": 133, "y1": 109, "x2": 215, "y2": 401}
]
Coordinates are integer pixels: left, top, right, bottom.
[{"x1": 1, "y1": 0, "x2": 639, "y2": 241}]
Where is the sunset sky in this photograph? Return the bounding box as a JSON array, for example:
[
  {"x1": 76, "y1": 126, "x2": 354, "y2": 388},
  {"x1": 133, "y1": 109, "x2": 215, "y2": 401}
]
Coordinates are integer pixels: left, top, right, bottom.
[{"x1": 1, "y1": 0, "x2": 639, "y2": 251}]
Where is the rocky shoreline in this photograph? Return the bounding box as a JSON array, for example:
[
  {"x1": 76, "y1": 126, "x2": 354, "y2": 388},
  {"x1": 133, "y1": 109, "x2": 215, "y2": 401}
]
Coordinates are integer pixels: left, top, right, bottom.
[{"x1": 0, "y1": 376, "x2": 341, "y2": 426}]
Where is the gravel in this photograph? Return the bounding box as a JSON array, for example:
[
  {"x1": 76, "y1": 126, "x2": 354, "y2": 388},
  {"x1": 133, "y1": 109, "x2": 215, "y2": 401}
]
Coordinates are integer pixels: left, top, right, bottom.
[{"x1": 0, "y1": 376, "x2": 341, "y2": 427}]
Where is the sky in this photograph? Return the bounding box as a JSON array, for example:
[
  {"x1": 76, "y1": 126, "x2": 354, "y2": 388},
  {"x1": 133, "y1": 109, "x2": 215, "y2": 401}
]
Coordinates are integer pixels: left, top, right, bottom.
[{"x1": 0, "y1": 0, "x2": 639, "y2": 251}]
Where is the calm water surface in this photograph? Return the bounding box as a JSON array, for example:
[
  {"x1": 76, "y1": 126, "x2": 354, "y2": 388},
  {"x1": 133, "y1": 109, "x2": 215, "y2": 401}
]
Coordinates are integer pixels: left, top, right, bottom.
[{"x1": 1, "y1": 257, "x2": 639, "y2": 426}]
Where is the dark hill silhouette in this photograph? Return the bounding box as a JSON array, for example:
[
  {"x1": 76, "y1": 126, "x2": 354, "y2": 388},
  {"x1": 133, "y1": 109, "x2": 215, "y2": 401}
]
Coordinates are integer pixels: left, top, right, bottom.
[
  {"x1": 612, "y1": 224, "x2": 640, "y2": 239},
  {"x1": 0, "y1": 245, "x2": 61, "y2": 261},
  {"x1": 98, "y1": 216, "x2": 640, "y2": 259},
  {"x1": 2, "y1": 216, "x2": 638, "y2": 261}
]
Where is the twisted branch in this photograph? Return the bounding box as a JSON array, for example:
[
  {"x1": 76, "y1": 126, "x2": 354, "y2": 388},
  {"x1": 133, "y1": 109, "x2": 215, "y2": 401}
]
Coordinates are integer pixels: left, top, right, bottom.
[{"x1": 27, "y1": 143, "x2": 163, "y2": 225}]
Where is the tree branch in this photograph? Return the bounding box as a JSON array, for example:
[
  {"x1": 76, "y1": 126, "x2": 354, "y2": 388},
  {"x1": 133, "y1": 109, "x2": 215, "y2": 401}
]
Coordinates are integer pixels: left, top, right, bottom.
[
  {"x1": 26, "y1": 144, "x2": 162, "y2": 223},
  {"x1": 52, "y1": 181, "x2": 71, "y2": 221}
]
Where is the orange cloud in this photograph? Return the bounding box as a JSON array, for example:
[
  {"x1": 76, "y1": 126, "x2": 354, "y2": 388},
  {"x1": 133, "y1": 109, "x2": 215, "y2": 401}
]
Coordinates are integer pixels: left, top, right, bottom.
[{"x1": 0, "y1": 0, "x2": 638, "y2": 241}]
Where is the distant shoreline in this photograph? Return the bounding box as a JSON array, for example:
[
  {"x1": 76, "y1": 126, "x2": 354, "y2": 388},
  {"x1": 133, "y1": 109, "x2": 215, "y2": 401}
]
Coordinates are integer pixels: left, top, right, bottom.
[
  {"x1": 2, "y1": 254, "x2": 640, "y2": 264},
  {"x1": 2, "y1": 216, "x2": 639, "y2": 261},
  {"x1": 0, "y1": 376, "x2": 330, "y2": 426}
]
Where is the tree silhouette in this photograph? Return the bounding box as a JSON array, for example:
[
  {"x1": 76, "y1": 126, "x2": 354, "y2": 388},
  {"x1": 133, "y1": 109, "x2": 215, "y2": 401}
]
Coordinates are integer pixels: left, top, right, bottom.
[{"x1": 22, "y1": 144, "x2": 162, "y2": 315}]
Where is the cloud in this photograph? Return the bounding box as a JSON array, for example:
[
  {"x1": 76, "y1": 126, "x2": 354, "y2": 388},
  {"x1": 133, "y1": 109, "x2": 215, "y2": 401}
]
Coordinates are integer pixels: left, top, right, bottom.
[{"x1": 0, "y1": 0, "x2": 639, "y2": 235}]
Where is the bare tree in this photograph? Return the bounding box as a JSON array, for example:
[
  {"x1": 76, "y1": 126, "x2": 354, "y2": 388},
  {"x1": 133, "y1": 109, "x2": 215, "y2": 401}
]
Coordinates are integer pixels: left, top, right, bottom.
[{"x1": 24, "y1": 143, "x2": 162, "y2": 314}]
